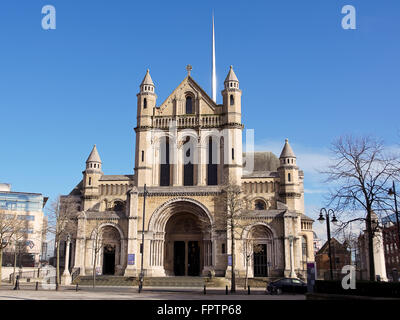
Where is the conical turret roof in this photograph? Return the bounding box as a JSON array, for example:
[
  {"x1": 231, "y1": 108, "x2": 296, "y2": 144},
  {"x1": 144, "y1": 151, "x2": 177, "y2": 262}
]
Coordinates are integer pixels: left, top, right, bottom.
[
  {"x1": 140, "y1": 69, "x2": 154, "y2": 86},
  {"x1": 86, "y1": 145, "x2": 101, "y2": 163},
  {"x1": 279, "y1": 139, "x2": 296, "y2": 158},
  {"x1": 224, "y1": 65, "x2": 238, "y2": 82}
]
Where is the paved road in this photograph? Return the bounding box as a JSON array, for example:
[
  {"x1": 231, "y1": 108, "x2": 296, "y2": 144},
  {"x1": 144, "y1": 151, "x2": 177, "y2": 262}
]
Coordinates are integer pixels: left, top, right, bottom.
[{"x1": 0, "y1": 285, "x2": 305, "y2": 300}]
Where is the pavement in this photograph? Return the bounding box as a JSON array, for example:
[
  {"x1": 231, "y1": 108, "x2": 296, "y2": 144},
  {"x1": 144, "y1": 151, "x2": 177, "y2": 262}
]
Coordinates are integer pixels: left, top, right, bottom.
[{"x1": 0, "y1": 284, "x2": 305, "y2": 300}]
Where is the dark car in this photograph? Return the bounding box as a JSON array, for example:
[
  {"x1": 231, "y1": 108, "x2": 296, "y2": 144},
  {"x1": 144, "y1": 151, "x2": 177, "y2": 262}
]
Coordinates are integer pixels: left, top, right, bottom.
[{"x1": 267, "y1": 278, "x2": 307, "y2": 294}]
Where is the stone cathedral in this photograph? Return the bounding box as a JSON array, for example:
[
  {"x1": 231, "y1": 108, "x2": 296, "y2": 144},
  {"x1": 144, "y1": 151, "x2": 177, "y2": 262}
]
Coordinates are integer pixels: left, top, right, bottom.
[{"x1": 62, "y1": 66, "x2": 314, "y2": 280}]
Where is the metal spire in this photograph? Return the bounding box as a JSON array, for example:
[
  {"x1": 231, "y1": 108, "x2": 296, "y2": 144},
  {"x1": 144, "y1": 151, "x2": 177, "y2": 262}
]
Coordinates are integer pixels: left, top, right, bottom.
[{"x1": 212, "y1": 12, "x2": 217, "y2": 103}]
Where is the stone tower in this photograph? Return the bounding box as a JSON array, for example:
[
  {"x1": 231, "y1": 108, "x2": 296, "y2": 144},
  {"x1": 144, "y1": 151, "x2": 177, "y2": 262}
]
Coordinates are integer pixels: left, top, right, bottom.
[
  {"x1": 82, "y1": 144, "x2": 102, "y2": 210},
  {"x1": 278, "y1": 139, "x2": 303, "y2": 211},
  {"x1": 135, "y1": 69, "x2": 157, "y2": 187},
  {"x1": 221, "y1": 66, "x2": 243, "y2": 184}
]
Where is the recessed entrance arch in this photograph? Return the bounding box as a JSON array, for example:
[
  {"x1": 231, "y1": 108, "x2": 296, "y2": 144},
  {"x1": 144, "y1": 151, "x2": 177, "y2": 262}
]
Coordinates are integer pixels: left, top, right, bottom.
[
  {"x1": 165, "y1": 212, "x2": 204, "y2": 276},
  {"x1": 242, "y1": 223, "x2": 275, "y2": 278},
  {"x1": 148, "y1": 198, "x2": 213, "y2": 276},
  {"x1": 90, "y1": 224, "x2": 122, "y2": 276}
]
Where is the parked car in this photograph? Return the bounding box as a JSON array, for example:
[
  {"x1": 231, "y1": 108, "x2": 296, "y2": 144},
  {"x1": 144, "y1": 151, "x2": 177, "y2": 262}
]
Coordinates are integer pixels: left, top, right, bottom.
[{"x1": 267, "y1": 278, "x2": 307, "y2": 294}]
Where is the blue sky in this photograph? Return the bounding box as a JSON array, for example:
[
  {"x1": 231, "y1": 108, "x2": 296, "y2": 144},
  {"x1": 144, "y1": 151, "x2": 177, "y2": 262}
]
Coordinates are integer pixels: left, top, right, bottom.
[{"x1": 1, "y1": 1, "x2": 400, "y2": 240}]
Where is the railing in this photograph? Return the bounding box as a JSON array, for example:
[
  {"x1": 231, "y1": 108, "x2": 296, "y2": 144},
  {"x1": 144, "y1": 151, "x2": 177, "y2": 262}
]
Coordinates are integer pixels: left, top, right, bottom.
[
  {"x1": 9, "y1": 268, "x2": 52, "y2": 282},
  {"x1": 153, "y1": 115, "x2": 222, "y2": 129},
  {"x1": 71, "y1": 267, "x2": 81, "y2": 282}
]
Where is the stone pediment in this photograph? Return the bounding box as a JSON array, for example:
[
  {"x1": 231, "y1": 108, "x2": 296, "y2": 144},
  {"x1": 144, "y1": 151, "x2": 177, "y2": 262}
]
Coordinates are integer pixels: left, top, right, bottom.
[{"x1": 155, "y1": 76, "x2": 219, "y2": 116}]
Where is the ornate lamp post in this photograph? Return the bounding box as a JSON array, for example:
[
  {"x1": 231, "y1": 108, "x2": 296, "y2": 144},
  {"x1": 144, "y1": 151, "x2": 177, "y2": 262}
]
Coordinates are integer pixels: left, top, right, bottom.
[
  {"x1": 139, "y1": 184, "x2": 148, "y2": 293},
  {"x1": 388, "y1": 181, "x2": 400, "y2": 255},
  {"x1": 318, "y1": 208, "x2": 338, "y2": 280}
]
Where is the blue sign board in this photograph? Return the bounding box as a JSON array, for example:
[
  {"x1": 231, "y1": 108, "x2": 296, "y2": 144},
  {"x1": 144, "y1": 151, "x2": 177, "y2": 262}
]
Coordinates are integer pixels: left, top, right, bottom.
[
  {"x1": 128, "y1": 254, "x2": 135, "y2": 265},
  {"x1": 228, "y1": 255, "x2": 232, "y2": 266}
]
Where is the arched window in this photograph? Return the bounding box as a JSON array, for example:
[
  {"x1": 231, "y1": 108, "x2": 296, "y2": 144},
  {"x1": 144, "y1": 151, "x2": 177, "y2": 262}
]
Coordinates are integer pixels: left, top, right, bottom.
[
  {"x1": 183, "y1": 137, "x2": 194, "y2": 186},
  {"x1": 141, "y1": 150, "x2": 144, "y2": 162},
  {"x1": 301, "y1": 236, "x2": 307, "y2": 270},
  {"x1": 232, "y1": 148, "x2": 235, "y2": 160},
  {"x1": 113, "y1": 201, "x2": 125, "y2": 212},
  {"x1": 88, "y1": 177, "x2": 92, "y2": 186},
  {"x1": 160, "y1": 137, "x2": 170, "y2": 186},
  {"x1": 143, "y1": 98, "x2": 147, "y2": 109},
  {"x1": 255, "y1": 200, "x2": 266, "y2": 210},
  {"x1": 185, "y1": 96, "x2": 193, "y2": 114},
  {"x1": 207, "y1": 137, "x2": 217, "y2": 185},
  {"x1": 288, "y1": 173, "x2": 291, "y2": 182},
  {"x1": 230, "y1": 95, "x2": 234, "y2": 106}
]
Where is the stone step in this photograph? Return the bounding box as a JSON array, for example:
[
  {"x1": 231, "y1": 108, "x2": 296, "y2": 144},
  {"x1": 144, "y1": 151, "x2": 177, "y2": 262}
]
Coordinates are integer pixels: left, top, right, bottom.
[{"x1": 73, "y1": 276, "x2": 280, "y2": 287}]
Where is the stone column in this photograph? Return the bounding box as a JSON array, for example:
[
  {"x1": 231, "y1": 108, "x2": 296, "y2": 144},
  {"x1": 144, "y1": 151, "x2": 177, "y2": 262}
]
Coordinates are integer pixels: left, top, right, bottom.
[
  {"x1": 61, "y1": 236, "x2": 72, "y2": 285},
  {"x1": 124, "y1": 188, "x2": 138, "y2": 276},
  {"x1": 289, "y1": 236, "x2": 296, "y2": 278}
]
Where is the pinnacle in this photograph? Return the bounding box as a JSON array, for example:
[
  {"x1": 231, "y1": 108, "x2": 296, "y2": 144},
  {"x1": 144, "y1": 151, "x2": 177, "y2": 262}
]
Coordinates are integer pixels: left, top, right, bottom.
[
  {"x1": 280, "y1": 139, "x2": 296, "y2": 158},
  {"x1": 86, "y1": 145, "x2": 102, "y2": 163}
]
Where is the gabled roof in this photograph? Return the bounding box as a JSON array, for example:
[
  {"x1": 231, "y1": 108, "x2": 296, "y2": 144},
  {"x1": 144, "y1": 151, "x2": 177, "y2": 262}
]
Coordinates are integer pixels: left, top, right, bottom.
[
  {"x1": 86, "y1": 145, "x2": 101, "y2": 163},
  {"x1": 316, "y1": 237, "x2": 348, "y2": 255},
  {"x1": 279, "y1": 139, "x2": 296, "y2": 158},
  {"x1": 157, "y1": 75, "x2": 218, "y2": 112}
]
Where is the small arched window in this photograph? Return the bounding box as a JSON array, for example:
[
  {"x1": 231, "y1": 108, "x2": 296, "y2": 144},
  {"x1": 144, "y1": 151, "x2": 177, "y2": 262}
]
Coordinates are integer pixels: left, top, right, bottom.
[
  {"x1": 143, "y1": 98, "x2": 147, "y2": 109},
  {"x1": 255, "y1": 200, "x2": 266, "y2": 210},
  {"x1": 230, "y1": 95, "x2": 234, "y2": 106},
  {"x1": 113, "y1": 201, "x2": 125, "y2": 212},
  {"x1": 185, "y1": 96, "x2": 193, "y2": 114},
  {"x1": 288, "y1": 173, "x2": 291, "y2": 182},
  {"x1": 88, "y1": 177, "x2": 92, "y2": 186},
  {"x1": 302, "y1": 236, "x2": 307, "y2": 268}
]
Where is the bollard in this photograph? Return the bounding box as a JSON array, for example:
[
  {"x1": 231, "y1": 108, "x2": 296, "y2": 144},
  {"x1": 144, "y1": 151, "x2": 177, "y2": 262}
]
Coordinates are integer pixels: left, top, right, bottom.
[
  {"x1": 204, "y1": 285, "x2": 206, "y2": 295},
  {"x1": 35, "y1": 282, "x2": 39, "y2": 291},
  {"x1": 225, "y1": 285, "x2": 228, "y2": 295},
  {"x1": 13, "y1": 276, "x2": 20, "y2": 290},
  {"x1": 248, "y1": 286, "x2": 250, "y2": 295},
  {"x1": 76, "y1": 283, "x2": 79, "y2": 292}
]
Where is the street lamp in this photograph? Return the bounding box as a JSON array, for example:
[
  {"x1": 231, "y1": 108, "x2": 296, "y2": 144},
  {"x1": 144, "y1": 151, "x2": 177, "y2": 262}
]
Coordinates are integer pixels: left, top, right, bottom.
[
  {"x1": 139, "y1": 184, "x2": 148, "y2": 293},
  {"x1": 388, "y1": 181, "x2": 400, "y2": 256},
  {"x1": 318, "y1": 208, "x2": 338, "y2": 280}
]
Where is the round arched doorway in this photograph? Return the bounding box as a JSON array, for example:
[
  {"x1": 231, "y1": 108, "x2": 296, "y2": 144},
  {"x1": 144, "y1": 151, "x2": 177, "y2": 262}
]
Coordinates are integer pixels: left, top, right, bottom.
[
  {"x1": 99, "y1": 225, "x2": 121, "y2": 275},
  {"x1": 149, "y1": 198, "x2": 213, "y2": 276},
  {"x1": 164, "y1": 212, "x2": 206, "y2": 276},
  {"x1": 243, "y1": 224, "x2": 274, "y2": 278}
]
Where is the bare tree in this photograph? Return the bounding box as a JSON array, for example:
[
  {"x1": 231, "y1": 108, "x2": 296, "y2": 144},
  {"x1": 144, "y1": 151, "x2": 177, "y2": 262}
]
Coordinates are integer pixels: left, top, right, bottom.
[
  {"x1": 47, "y1": 196, "x2": 79, "y2": 287},
  {"x1": 322, "y1": 135, "x2": 400, "y2": 281},
  {"x1": 243, "y1": 227, "x2": 265, "y2": 290},
  {"x1": 211, "y1": 176, "x2": 250, "y2": 293},
  {"x1": 10, "y1": 231, "x2": 27, "y2": 285},
  {"x1": 0, "y1": 214, "x2": 24, "y2": 286}
]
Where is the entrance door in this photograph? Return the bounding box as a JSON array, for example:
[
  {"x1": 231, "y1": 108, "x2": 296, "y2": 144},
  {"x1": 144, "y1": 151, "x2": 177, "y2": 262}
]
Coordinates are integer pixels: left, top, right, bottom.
[
  {"x1": 253, "y1": 244, "x2": 268, "y2": 277},
  {"x1": 188, "y1": 241, "x2": 200, "y2": 276},
  {"x1": 103, "y1": 245, "x2": 115, "y2": 275},
  {"x1": 174, "y1": 241, "x2": 185, "y2": 276}
]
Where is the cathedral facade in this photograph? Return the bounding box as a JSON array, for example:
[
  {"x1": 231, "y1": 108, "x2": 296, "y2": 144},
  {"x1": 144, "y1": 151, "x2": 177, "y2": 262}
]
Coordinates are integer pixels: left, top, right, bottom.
[{"x1": 63, "y1": 66, "x2": 314, "y2": 280}]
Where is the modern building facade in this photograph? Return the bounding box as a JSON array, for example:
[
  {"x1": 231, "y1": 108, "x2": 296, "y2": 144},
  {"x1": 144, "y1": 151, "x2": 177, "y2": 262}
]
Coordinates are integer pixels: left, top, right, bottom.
[
  {"x1": 62, "y1": 66, "x2": 315, "y2": 280},
  {"x1": 0, "y1": 183, "x2": 48, "y2": 267}
]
